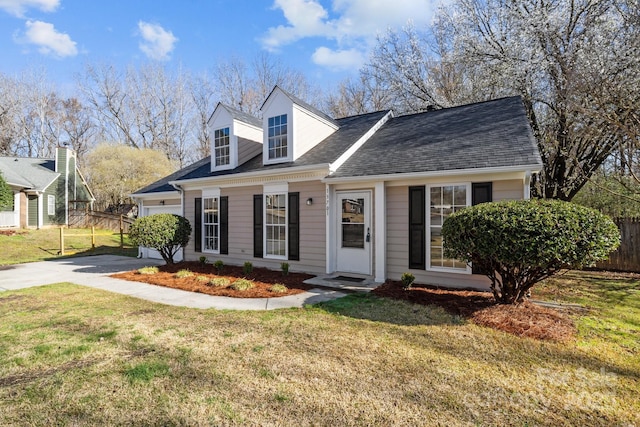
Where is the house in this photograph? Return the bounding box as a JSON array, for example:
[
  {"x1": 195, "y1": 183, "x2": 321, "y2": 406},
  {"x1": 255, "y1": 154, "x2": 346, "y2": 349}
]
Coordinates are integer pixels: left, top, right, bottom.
[
  {"x1": 132, "y1": 87, "x2": 542, "y2": 289},
  {"x1": 0, "y1": 147, "x2": 95, "y2": 229}
]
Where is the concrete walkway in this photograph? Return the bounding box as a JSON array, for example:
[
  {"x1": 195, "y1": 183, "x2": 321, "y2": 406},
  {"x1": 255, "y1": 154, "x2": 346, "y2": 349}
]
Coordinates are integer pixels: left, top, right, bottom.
[{"x1": 0, "y1": 255, "x2": 348, "y2": 310}]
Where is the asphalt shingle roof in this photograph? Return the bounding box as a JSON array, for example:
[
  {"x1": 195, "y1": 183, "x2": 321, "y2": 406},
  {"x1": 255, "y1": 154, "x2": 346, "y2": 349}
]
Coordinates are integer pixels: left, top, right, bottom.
[
  {"x1": 329, "y1": 96, "x2": 543, "y2": 178},
  {"x1": 133, "y1": 96, "x2": 541, "y2": 195},
  {"x1": 0, "y1": 157, "x2": 58, "y2": 190}
]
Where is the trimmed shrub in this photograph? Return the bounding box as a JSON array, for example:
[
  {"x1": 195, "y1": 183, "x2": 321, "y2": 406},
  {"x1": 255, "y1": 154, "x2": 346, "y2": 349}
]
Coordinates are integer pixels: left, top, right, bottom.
[
  {"x1": 213, "y1": 260, "x2": 224, "y2": 274},
  {"x1": 442, "y1": 199, "x2": 620, "y2": 304},
  {"x1": 281, "y1": 262, "x2": 289, "y2": 276},
  {"x1": 400, "y1": 272, "x2": 415, "y2": 290},
  {"x1": 199, "y1": 256, "x2": 207, "y2": 264},
  {"x1": 243, "y1": 261, "x2": 253, "y2": 275},
  {"x1": 129, "y1": 214, "x2": 191, "y2": 265},
  {"x1": 196, "y1": 275, "x2": 210, "y2": 282}
]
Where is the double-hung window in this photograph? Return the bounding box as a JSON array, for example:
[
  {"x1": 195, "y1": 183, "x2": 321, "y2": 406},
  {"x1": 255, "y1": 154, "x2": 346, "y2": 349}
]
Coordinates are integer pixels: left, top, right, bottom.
[
  {"x1": 428, "y1": 184, "x2": 470, "y2": 271},
  {"x1": 267, "y1": 114, "x2": 287, "y2": 160},
  {"x1": 203, "y1": 196, "x2": 219, "y2": 252},
  {"x1": 214, "y1": 127, "x2": 230, "y2": 167},
  {"x1": 265, "y1": 193, "x2": 287, "y2": 258},
  {"x1": 47, "y1": 195, "x2": 55, "y2": 216}
]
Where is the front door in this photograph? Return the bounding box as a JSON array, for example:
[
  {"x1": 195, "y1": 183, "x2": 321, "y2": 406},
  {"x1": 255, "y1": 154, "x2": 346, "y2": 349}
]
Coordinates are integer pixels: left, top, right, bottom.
[{"x1": 336, "y1": 191, "x2": 371, "y2": 275}]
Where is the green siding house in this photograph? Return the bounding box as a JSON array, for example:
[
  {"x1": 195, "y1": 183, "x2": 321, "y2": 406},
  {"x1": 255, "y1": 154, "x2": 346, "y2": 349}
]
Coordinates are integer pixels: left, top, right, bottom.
[{"x1": 0, "y1": 147, "x2": 94, "y2": 228}]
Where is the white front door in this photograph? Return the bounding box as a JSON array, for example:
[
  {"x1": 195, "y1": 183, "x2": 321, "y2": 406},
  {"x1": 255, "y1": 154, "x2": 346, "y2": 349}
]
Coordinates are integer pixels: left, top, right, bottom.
[{"x1": 336, "y1": 191, "x2": 371, "y2": 275}]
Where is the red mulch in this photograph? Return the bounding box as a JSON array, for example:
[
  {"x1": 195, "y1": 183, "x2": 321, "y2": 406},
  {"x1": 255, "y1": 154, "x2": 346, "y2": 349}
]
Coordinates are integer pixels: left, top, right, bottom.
[
  {"x1": 110, "y1": 261, "x2": 314, "y2": 298},
  {"x1": 374, "y1": 281, "x2": 577, "y2": 342},
  {"x1": 0, "y1": 230, "x2": 17, "y2": 236}
]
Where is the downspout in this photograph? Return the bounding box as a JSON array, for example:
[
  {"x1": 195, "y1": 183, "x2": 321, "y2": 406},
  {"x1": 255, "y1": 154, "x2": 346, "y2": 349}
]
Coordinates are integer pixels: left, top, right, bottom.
[
  {"x1": 170, "y1": 183, "x2": 186, "y2": 261},
  {"x1": 523, "y1": 171, "x2": 532, "y2": 200},
  {"x1": 132, "y1": 196, "x2": 143, "y2": 258}
]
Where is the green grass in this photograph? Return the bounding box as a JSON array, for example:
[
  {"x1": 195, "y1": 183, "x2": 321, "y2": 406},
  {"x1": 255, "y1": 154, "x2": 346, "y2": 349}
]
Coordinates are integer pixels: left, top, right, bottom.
[
  {"x1": 0, "y1": 272, "x2": 638, "y2": 426},
  {"x1": 0, "y1": 228, "x2": 137, "y2": 265}
]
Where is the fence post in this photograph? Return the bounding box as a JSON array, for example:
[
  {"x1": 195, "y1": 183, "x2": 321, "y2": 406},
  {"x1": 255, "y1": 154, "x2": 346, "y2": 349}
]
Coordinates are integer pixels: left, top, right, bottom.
[
  {"x1": 120, "y1": 215, "x2": 124, "y2": 248},
  {"x1": 59, "y1": 227, "x2": 64, "y2": 255},
  {"x1": 91, "y1": 226, "x2": 96, "y2": 249}
]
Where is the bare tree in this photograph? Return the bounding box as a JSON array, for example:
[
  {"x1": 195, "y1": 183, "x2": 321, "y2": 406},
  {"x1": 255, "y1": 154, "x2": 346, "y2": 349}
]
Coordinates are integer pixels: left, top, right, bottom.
[
  {"x1": 358, "y1": 0, "x2": 638, "y2": 200},
  {"x1": 212, "y1": 53, "x2": 321, "y2": 117}
]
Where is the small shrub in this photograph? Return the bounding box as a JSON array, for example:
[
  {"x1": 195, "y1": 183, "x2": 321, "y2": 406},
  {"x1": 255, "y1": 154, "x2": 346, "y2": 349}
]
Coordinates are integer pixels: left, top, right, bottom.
[
  {"x1": 243, "y1": 261, "x2": 253, "y2": 275},
  {"x1": 213, "y1": 260, "x2": 224, "y2": 273},
  {"x1": 209, "y1": 277, "x2": 230, "y2": 287},
  {"x1": 400, "y1": 272, "x2": 415, "y2": 290},
  {"x1": 137, "y1": 266, "x2": 159, "y2": 275},
  {"x1": 196, "y1": 275, "x2": 210, "y2": 282},
  {"x1": 231, "y1": 278, "x2": 255, "y2": 291},
  {"x1": 129, "y1": 214, "x2": 191, "y2": 264},
  {"x1": 199, "y1": 256, "x2": 207, "y2": 264},
  {"x1": 281, "y1": 262, "x2": 289, "y2": 276},
  {"x1": 269, "y1": 283, "x2": 288, "y2": 293},
  {"x1": 175, "y1": 269, "x2": 194, "y2": 278}
]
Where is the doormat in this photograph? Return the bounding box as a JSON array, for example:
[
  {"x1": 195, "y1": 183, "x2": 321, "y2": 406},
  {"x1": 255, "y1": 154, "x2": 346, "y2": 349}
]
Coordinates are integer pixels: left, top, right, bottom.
[{"x1": 330, "y1": 276, "x2": 365, "y2": 283}]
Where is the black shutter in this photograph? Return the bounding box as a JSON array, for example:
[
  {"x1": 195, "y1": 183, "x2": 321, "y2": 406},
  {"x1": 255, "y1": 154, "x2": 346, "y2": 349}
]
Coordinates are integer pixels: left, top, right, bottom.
[
  {"x1": 408, "y1": 186, "x2": 426, "y2": 270},
  {"x1": 220, "y1": 196, "x2": 229, "y2": 255},
  {"x1": 472, "y1": 182, "x2": 493, "y2": 205},
  {"x1": 288, "y1": 192, "x2": 300, "y2": 261},
  {"x1": 471, "y1": 182, "x2": 492, "y2": 274},
  {"x1": 194, "y1": 197, "x2": 202, "y2": 253},
  {"x1": 253, "y1": 194, "x2": 263, "y2": 258}
]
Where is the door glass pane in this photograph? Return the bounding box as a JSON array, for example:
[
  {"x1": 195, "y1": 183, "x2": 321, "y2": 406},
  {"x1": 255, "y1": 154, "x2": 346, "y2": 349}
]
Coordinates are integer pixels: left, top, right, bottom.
[{"x1": 341, "y1": 197, "x2": 365, "y2": 249}]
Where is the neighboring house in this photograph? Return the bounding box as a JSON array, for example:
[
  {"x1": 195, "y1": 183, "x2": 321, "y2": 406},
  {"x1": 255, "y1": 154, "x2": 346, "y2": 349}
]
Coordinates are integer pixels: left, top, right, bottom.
[
  {"x1": 132, "y1": 86, "x2": 542, "y2": 289},
  {"x1": 0, "y1": 147, "x2": 95, "y2": 229}
]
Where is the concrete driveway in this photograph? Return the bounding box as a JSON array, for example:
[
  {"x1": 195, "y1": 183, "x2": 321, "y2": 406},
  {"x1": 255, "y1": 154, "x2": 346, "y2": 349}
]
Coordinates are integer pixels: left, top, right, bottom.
[{"x1": 0, "y1": 255, "x2": 347, "y2": 310}]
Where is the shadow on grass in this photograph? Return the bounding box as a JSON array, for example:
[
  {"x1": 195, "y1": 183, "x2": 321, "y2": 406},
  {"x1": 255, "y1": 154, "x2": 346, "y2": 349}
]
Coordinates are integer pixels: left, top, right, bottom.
[{"x1": 313, "y1": 293, "x2": 464, "y2": 327}]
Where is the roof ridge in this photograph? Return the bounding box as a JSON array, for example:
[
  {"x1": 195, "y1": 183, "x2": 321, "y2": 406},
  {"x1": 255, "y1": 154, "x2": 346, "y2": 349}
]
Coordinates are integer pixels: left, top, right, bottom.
[{"x1": 396, "y1": 95, "x2": 523, "y2": 119}]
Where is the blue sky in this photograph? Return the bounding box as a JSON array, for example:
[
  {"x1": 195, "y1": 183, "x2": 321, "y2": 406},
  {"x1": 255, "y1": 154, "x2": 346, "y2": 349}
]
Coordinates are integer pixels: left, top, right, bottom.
[{"x1": 0, "y1": 0, "x2": 442, "y2": 91}]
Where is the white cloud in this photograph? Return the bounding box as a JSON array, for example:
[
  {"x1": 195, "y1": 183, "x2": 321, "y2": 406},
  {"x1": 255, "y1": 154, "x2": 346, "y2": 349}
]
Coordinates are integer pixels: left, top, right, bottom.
[
  {"x1": 262, "y1": 0, "x2": 441, "y2": 72},
  {"x1": 311, "y1": 46, "x2": 365, "y2": 70},
  {"x1": 21, "y1": 20, "x2": 77, "y2": 58},
  {"x1": 0, "y1": 0, "x2": 59, "y2": 17},
  {"x1": 137, "y1": 21, "x2": 177, "y2": 61},
  {"x1": 262, "y1": 0, "x2": 437, "y2": 49}
]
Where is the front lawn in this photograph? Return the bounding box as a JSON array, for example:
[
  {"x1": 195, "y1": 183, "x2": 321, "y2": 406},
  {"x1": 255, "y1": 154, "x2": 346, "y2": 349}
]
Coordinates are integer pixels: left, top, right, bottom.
[
  {"x1": 0, "y1": 270, "x2": 638, "y2": 426},
  {"x1": 0, "y1": 228, "x2": 137, "y2": 265}
]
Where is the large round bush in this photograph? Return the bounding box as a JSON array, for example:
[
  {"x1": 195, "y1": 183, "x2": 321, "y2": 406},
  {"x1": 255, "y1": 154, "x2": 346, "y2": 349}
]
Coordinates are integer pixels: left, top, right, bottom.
[
  {"x1": 129, "y1": 213, "x2": 191, "y2": 264},
  {"x1": 442, "y1": 199, "x2": 620, "y2": 304}
]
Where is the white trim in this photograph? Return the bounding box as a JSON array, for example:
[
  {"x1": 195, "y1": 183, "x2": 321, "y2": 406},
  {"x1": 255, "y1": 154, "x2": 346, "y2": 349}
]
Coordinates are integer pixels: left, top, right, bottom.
[
  {"x1": 47, "y1": 194, "x2": 55, "y2": 216},
  {"x1": 330, "y1": 111, "x2": 393, "y2": 173},
  {"x1": 130, "y1": 190, "x2": 181, "y2": 200},
  {"x1": 374, "y1": 182, "x2": 386, "y2": 282},
  {"x1": 169, "y1": 163, "x2": 329, "y2": 190},
  {"x1": 335, "y1": 190, "x2": 372, "y2": 275},
  {"x1": 37, "y1": 193, "x2": 43, "y2": 229},
  {"x1": 426, "y1": 182, "x2": 472, "y2": 275},
  {"x1": 263, "y1": 182, "x2": 288, "y2": 194},
  {"x1": 324, "y1": 164, "x2": 543, "y2": 184},
  {"x1": 202, "y1": 187, "x2": 221, "y2": 199},
  {"x1": 325, "y1": 184, "x2": 335, "y2": 274},
  {"x1": 202, "y1": 195, "x2": 220, "y2": 254},
  {"x1": 263, "y1": 192, "x2": 288, "y2": 260}
]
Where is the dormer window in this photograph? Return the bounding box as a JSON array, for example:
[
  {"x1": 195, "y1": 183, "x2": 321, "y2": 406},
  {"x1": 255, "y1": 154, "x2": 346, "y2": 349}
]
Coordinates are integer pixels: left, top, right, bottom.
[
  {"x1": 268, "y1": 114, "x2": 288, "y2": 160},
  {"x1": 214, "y1": 127, "x2": 230, "y2": 167}
]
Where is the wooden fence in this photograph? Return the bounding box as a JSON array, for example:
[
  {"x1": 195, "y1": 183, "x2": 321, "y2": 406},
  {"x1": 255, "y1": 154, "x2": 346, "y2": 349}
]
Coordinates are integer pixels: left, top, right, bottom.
[
  {"x1": 596, "y1": 217, "x2": 640, "y2": 273},
  {"x1": 68, "y1": 210, "x2": 134, "y2": 233}
]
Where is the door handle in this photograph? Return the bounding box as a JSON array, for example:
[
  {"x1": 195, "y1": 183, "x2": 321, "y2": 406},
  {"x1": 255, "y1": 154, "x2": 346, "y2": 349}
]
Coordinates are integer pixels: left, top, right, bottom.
[{"x1": 366, "y1": 227, "x2": 370, "y2": 242}]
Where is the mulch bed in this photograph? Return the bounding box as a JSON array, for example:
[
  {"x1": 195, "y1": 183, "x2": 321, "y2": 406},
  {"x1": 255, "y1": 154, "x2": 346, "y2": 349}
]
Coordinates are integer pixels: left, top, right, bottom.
[
  {"x1": 111, "y1": 261, "x2": 314, "y2": 298},
  {"x1": 374, "y1": 281, "x2": 577, "y2": 342},
  {"x1": 112, "y1": 262, "x2": 577, "y2": 341}
]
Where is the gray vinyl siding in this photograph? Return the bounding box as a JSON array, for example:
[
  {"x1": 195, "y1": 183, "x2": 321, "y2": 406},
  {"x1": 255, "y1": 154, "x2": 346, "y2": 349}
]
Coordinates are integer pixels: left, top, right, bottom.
[
  {"x1": 184, "y1": 181, "x2": 327, "y2": 275},
  {"x1": 237, "y1": 138, "x2": 262, "y2": 166},
  {"x1": 385, "y1": 180, "x2": 524, "y2": 290}
]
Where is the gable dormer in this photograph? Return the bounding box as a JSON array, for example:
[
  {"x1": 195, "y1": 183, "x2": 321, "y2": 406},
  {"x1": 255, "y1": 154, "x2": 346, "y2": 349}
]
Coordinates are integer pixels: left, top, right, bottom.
[
  {"x1": 208, "y1": 103, "x2": 263, "y2": 172},
  {"x1": 260, "y1": 86, "x2": 339, "y2": 165}
]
